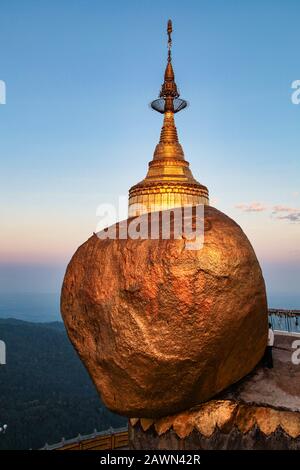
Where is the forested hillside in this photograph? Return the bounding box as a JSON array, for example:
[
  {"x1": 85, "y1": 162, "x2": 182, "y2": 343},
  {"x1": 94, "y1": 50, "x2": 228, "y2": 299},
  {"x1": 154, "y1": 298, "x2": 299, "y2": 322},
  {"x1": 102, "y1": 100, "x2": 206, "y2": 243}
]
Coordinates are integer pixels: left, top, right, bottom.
[{"x1": 0, "y1": 319, "x2": 126, "y2": 449}]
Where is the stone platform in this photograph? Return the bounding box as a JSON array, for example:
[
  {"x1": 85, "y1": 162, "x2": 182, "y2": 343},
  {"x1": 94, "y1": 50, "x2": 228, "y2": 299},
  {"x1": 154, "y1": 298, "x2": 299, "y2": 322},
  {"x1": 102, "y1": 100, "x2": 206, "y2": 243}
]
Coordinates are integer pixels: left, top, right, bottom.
[
  {"x1": 129, "y1": 334, "x2": 300, "y2": 450},
  {"x1": 221, "y1": 333, "x2": 300, "y2": 412}
]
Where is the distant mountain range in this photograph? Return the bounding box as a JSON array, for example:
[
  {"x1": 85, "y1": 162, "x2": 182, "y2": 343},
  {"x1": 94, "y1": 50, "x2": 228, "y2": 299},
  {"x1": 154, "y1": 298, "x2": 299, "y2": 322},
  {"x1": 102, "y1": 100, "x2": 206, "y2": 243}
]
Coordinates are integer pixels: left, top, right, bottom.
[
  {"x1": 0, "y1": 293, "x2": 60, "y2": 322},
  {"x1": 0, "y1": 292, "x2": 299, "y2": 324},
  {"x1": 0, "y1": 318, "x2": 126, "y2": 450}
]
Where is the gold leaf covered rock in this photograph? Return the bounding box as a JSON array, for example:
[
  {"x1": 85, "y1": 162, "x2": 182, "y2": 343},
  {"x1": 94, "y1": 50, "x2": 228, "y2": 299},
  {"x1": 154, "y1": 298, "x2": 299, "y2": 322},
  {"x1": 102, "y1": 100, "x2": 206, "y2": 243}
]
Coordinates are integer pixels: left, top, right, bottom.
[{"x1": 61, "y1": 205, "x2": 268, "y2": 418}]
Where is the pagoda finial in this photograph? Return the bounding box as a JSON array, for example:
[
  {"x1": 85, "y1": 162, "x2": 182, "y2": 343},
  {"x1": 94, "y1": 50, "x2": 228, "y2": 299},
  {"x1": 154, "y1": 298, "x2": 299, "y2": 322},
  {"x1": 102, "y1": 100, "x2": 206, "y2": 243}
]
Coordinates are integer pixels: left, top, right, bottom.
[
  {"x1": 151, "y1": 20, "x2": 187, "y2": 114},
  {"x1": 128, "y1": 20, "x2": 209, "y2": 217},
  {"x1": 167, "y1": 19, "x2": 172, "y2": 63}
]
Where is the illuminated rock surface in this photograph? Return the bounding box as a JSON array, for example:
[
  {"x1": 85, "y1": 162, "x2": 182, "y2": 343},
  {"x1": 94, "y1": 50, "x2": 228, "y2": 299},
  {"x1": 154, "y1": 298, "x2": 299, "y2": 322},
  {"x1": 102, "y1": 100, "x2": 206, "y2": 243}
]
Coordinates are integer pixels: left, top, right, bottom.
[
  {"x1": 61, "y1": 205, "x2": 268, "y2": 418},
  {"x1": 129, "y1": 334, "x2": 300, "y2": 449}
]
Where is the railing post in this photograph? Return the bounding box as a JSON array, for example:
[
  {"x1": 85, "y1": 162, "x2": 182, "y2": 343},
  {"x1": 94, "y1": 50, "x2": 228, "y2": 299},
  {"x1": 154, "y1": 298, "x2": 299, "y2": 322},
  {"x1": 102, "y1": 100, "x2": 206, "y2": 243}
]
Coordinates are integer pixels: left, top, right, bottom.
[{"x1": 109, "y1": 426, "x2": 114, "y2": 450}]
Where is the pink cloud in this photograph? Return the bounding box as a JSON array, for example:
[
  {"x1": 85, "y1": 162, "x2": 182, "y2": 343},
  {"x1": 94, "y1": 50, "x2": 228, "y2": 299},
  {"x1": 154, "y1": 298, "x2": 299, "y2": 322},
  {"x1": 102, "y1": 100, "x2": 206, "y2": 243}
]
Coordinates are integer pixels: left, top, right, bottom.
[
  {"x1": 234, "y1": 202, "x2": 300, "y2": 222},
  {"x1": 272, "y1": 205, "x2": 300, "y2": 222},
  {"x1": 272, "y1": 205, "x2": 299, "y2": 213},
  {"x1": 235, "y1": 202, "x2": 267, "y2": 212}
]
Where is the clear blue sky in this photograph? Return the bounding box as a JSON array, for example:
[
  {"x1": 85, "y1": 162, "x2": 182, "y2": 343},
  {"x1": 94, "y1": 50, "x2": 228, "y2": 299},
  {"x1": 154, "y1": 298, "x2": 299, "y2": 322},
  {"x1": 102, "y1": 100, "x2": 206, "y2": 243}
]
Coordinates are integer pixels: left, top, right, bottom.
[{"x1": 0, "y1": 0, "x2": 299, "y2": 309}]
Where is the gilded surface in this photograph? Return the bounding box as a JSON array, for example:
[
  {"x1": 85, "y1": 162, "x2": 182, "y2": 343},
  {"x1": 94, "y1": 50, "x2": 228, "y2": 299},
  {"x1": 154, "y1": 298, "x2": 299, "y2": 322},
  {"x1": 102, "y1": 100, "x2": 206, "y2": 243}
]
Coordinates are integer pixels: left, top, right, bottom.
[
  {"x1": 61, "y1": 21, "x2": 268, "y2": 422},
  {"x1": 130, "y1": 400, "x2": 300, "y2": 439},
  {"x1": 128, "y1": 22, "x2": 209, "y2": 216},
  {"x1": 61, "y1": 206, "x2": 268, "y2": 418}
]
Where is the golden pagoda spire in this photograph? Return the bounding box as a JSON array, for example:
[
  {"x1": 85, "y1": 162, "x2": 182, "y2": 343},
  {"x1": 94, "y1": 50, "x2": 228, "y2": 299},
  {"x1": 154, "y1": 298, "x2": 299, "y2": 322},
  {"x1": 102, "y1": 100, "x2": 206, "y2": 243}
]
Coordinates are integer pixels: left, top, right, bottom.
[{"x1": 128, "y1": 20, "x2": 209, "y2": 217}]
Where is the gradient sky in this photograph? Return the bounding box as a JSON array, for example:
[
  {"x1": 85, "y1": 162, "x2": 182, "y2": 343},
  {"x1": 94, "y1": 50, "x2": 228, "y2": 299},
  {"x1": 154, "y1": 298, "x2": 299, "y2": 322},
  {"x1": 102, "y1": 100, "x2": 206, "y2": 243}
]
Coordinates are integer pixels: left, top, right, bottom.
[{"x1": 0, "y1": 0, "x2": 299, "y2": 308}]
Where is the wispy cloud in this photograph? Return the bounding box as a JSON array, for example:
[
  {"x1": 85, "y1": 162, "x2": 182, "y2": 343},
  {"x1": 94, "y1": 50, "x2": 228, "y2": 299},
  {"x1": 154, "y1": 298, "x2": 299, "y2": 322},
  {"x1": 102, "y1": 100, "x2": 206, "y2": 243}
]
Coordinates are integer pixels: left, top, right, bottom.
[
  {"x1": 272, "y1": 205, "x2": 300, "y2": 223},
  {"x1": 235, "y1": 202, "x2": 267, "y2": 212},
  {"x1": 272, "y1": 205, "x2": 299, "y2": 213},
  {"x1": 235, "y1": 202, "x2": 300, "y2": 223},
  {"x1": 276, "y1": 212, "x2": 300, "y2": 222}
]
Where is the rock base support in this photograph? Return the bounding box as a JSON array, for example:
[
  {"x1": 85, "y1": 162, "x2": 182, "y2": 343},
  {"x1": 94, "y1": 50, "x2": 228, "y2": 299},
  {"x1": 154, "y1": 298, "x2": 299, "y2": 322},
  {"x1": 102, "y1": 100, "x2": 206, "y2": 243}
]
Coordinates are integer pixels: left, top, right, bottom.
[{"x1": 129, "y1": 400, "x2": 300, "y2": 450}]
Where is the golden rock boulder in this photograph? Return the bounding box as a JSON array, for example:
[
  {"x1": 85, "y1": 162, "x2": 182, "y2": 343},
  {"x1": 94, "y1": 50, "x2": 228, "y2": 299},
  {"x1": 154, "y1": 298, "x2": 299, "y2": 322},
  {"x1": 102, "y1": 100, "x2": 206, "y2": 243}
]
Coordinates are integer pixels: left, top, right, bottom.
[{"x1": 61, "y1": 205, "x2": 268, "y2": 418}]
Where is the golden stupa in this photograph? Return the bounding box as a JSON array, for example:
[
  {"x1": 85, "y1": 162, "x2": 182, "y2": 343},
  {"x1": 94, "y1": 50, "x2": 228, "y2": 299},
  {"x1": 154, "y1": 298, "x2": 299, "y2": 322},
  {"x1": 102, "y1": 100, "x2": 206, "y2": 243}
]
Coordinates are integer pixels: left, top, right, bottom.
[
  {"x1": 61, "y1": 19, "x2": 268, "y2": 421},
  {"x1": 128, "y1": 20, "x2": 209, "y2": 217}
]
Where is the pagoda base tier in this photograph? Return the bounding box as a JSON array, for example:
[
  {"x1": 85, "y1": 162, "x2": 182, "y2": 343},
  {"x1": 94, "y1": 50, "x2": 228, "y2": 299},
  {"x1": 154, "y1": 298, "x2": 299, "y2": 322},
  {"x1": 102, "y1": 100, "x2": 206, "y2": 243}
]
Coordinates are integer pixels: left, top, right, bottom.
[
  {"x1": 128, "y1": 400, "x2": 300, "y2": 450},
  {"x1": 128, "y1": 182, "x2": 209, "y2": 217}
]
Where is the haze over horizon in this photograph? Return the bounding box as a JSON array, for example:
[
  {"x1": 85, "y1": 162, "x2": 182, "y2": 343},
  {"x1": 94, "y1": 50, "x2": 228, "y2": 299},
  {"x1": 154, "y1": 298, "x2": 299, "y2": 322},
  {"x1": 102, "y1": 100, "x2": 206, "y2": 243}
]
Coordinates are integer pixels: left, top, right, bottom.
[{"x1": 0, "y1": 0, "x2": 299, "y2": 317}]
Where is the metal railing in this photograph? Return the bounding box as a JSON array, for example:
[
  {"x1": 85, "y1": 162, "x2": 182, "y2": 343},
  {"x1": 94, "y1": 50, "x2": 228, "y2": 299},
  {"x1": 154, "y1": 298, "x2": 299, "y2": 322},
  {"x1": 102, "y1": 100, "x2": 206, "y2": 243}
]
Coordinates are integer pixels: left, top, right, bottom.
[
  {"x1": 41, "y1": 425, "x2": 128, "y2": 451},
  {"x1": 268, "y1": 308, "x2": 300, "y2": 334}
]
